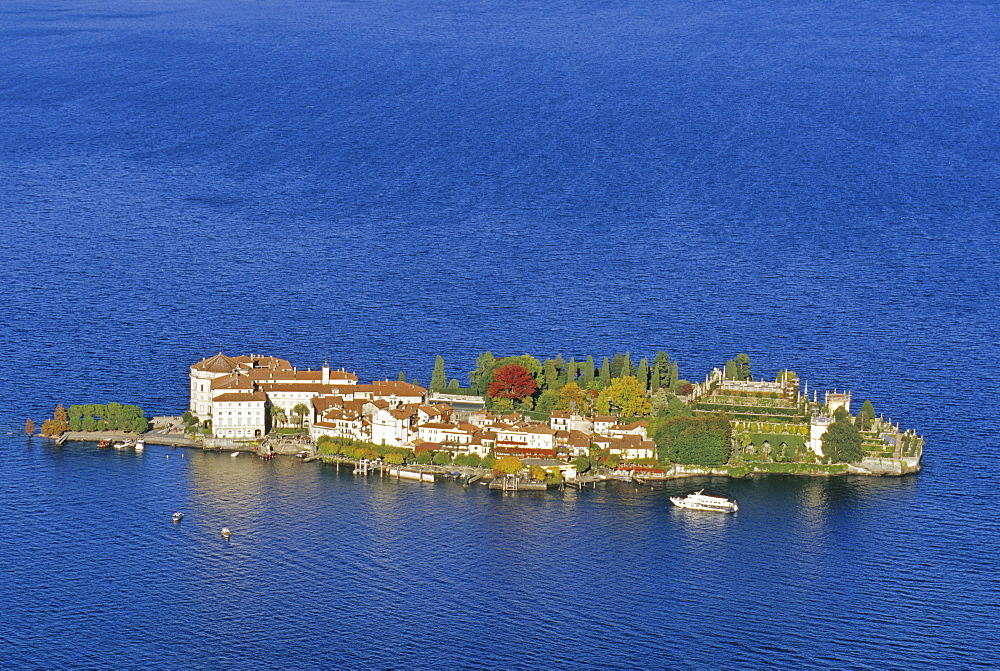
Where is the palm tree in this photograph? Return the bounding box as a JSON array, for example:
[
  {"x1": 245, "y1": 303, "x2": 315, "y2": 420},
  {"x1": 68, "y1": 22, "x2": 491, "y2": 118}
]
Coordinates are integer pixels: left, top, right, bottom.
[
  {"x1": 292, "y1": 403, "x2": 310, "y2": 430},
  {"x1": 269, "y1": 405, "x2": 286, "y2": 431}
]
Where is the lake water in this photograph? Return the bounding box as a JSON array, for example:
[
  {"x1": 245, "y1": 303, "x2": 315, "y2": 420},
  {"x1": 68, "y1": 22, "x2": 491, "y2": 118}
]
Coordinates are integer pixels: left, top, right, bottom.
[{"x1": 1, "y1": 0, "x2": 998, "y2": 667}]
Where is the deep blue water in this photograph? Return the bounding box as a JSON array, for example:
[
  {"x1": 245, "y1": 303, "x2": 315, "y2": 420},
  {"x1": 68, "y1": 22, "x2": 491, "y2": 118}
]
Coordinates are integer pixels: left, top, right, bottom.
[{"x1": 1, "y1": 0, "x2": 998, "y2": 667}]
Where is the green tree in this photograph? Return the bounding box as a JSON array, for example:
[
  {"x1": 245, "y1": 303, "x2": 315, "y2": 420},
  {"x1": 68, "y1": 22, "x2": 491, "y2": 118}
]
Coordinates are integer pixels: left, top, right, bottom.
[
  {"x1": 490, "y1": 397, "x2": 515, "y2": 413},
  {"x1": 430, "y1": 355, "x2": 447, "y2": 392},
  {"x1": 605, "y1": 376, "x2": 652, "y2": 417},
  {"x1": 397, "y1": 371, "x2": 407, "y2": 382},
  {"x1": 536, "y1": 388, "x2": 561, "y2": 414},
  {"x1": 416, "y1": 450, "x2": 434, "y2": 464},
  {"x1": 572, "y1": 456, "x2": 591, "y2": 473},
  {"x1": 543, "y1": 359, "x2": 560, "y2": 390},
  {"x1": 494, "y1": 354, "x2": 542, "y2": 379},
  {"x1": 269, "y1": 405, "x2": 285, "y2": 429},
  {"x1": 448, "y1": 379, "x2": 460, "y2": 390},
  {"x1": 610, "y1": 353, "x2": 625, "y2": 379},
  {"x1": 292, "y1": 403, "x2": 310, "y2": 429},
  {"x1": 564, "y1": 357, "x2": 577, "y2": 385},
  {"x1": 637, "y1": 357, "x2": 649, "y2": 390},
  {"x1": 468, "y1": 351, "x2": 497, "y2": 395},
  {"x1": 386, "y1": 451, "x2": 406, "y2": 465},
  {"x1": 594, "y1": 391, "x2": 611, "y2": 416},
  {"x1": 823, "y1": 409, "x2": 864, "y2": 463},
  {"x1": 433, "y1": 451, "x2": 451, "y2": 466},
  {"x1": 654, "y1": 413, "x2": 733, "y2": 467},
  {"x1": 455, "y1": 453, "x2": 482, "y2": 467},
  {"x1": 856, "y1": 399, "x2": 876, "y2": 431},
  {"x1": 621, "y1": 352, "x2": 634, "y2": 378},
  {"x1": 599, "y1": 357, "x2": 611, "y2": 387},
  {"x1": 725, "y1": 359, "x2": 738, "y2": 380},
  {"x1": 582, "y1": 356, "x2": 596, "y2": 386},
  {"x1": 734, "y1": 353, "x2": 752, "y2": 381},
  {"x1": 651, "y1": 352, "x2": 671, "y2": 389}
]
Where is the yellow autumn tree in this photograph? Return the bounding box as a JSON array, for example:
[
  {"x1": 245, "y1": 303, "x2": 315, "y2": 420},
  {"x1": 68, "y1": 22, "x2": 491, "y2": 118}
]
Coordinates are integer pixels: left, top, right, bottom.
[
  {"x1": 605, "y1": 376, "x2": 652, "y2": 417},
  {"x1": 494, "y1": 455, "x2": 523, "y2": 475},
  {"x1": 557, "y1": 381, "x2": 587, "y2": 413}
]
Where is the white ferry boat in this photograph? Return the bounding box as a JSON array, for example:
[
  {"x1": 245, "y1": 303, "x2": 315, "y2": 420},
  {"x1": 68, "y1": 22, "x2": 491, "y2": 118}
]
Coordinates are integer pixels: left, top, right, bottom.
[{"x1": 670, "y1": 490, "x2": 738, "y2": 513}]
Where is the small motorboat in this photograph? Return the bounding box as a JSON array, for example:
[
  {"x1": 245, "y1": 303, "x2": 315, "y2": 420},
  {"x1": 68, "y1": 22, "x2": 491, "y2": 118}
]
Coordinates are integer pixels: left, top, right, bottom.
[
  {"x1": 172, "y1": 512, "x2": 184, "y2": 523},
  {"x1": 97, "y1": 439, "x2": 112, "y2": 449},
  {"x1": 134, "y1": 440, "x2": 145, "y2": 452},
  {"x1": 221, "y1": 527, "x2": 231, "y2": 539},
  {"x1": 230, "y1": 451, "x2": 239, "y2": 458},
  {"x1": 113, "y1": 441, "x2": 128, "y2": 450}
]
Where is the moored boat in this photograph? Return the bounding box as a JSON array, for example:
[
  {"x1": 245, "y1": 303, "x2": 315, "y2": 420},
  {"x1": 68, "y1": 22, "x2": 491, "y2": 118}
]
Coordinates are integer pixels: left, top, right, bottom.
[
  {"x1": 134, "y1": 440, "x2": 145, "y2": 451},
  {"x1": 172, "y1": 512, "x2": 184, "y2": 522},
  {"x1": 670, "y1": 490, "x2": 738, "y2": 513},
  {"x1": 221, "y1": 527, "x2": 231, "y2": 539}
]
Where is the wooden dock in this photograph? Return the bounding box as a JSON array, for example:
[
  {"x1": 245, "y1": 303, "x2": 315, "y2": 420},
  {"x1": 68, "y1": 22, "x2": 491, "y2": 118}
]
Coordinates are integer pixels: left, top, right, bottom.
[{"x1": 488, "y1": 474, "x2": 547, "y2": 491}]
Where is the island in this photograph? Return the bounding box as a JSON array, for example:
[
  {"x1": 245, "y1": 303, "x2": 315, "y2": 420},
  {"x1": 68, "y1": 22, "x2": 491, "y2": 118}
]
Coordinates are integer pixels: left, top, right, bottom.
[{"x1": 34, "y1": 350, "x2": 923, "y2": 485}]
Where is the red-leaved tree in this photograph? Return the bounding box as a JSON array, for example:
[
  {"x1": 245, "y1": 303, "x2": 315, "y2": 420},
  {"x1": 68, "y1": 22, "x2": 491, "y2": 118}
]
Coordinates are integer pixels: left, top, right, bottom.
[{"x1": 488, "y1": 364, "x2": 538, "y2": 401}]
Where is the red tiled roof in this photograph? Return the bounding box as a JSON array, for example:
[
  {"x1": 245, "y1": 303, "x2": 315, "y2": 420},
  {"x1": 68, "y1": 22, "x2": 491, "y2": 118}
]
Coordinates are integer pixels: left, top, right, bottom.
[
  {"x1": 494, "y1": 446, "x2": 558, "y2": 458},
  {"x1": 192, "y1": 353, "x2": 241, "y2": 373},
  {"x1": 211, "y1": 374, "x2": 254, "y2": 390},
  {"x1": 213, "y1": 392, "x2": 266, "y2": 402}
]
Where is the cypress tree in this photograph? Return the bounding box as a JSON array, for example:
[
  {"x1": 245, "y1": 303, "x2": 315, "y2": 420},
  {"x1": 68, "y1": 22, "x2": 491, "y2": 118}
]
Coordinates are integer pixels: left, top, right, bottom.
[
  {"x1": 599, "y1": 357, "x2": 611, "y2": 387},
  {"x1": 583, "y1": 356, "x2": 595, "y2": 386},
  {"x1": 637, "y1": 357, "x2": 649, "y2": 389},
  {"x1": 652, "y1": 352, "x2": 671, "y2": 389},
  {"x1": 430, "y1": 355, "x2": 447, "y2": 392},
  {"x1": 670, "y1": 362, "x2": 679, "y2": 388},
  {"x1": 857, "y1": 399, "x2": 876, "y2": 430},
  {"x1": 734, "y1": 353, "x2": 752, "y2": 381},
  {"x1": 622, "y1": 352, "x2": 634, "y2": 378},
  {"x1": 564, "y1": 357, "x2": 577, "y2": 385},
  {"x1": 650, "y1": 363, "x2": 660, "y2": 390},
  {"x1": 610, "y1": 353, "x2": 625, "y2": 379},
  {"x1": 543, "y1": 359, "x2": 559, "y2": 389}
]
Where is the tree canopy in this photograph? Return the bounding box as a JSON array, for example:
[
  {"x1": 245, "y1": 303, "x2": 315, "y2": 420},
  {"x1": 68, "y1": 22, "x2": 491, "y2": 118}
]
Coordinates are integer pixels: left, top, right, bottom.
[
  {"x1": 654, "y1": 413, "x2": 733, "y2": 467},
  {"x1": 823, "y1": 409, "x2": 864, "y2": 463},
  {"x1": 488, "y1": 364, "x2": 538, "y2": 401},
  {"x1": 558, "y1": 382, "x2": 588, "y2": 413},
  {"x1": 494, "y1": 455, "x2": 523, "y2": 475},
  {"x1": 856, "y1": 399, "x2": 876, "y2": 431},
  {"x1": 430, "y1": 355, "x2": 447, "y2": 392},
  {"x1": 605, "y1": 376, "x2": 652, "y2": 417},
  {"x1": 66, "y1": 403, "x2": 147, "y2": 433}
]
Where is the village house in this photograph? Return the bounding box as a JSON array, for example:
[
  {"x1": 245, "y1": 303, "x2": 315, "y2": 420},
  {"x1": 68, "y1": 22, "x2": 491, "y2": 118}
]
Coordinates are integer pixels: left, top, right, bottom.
[{"x1": 549, "y1": 411, "x2": 594, "y2": 434}]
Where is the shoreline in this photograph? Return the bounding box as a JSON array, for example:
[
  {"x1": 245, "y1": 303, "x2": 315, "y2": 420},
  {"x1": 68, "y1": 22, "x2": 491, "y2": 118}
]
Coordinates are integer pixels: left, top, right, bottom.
[
  {"x1": 58, "y1": 430, "x2": 202, "y2": 448},
  {"x1": 47, "y1": 432, "x2": 921, "y2": 482}
]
